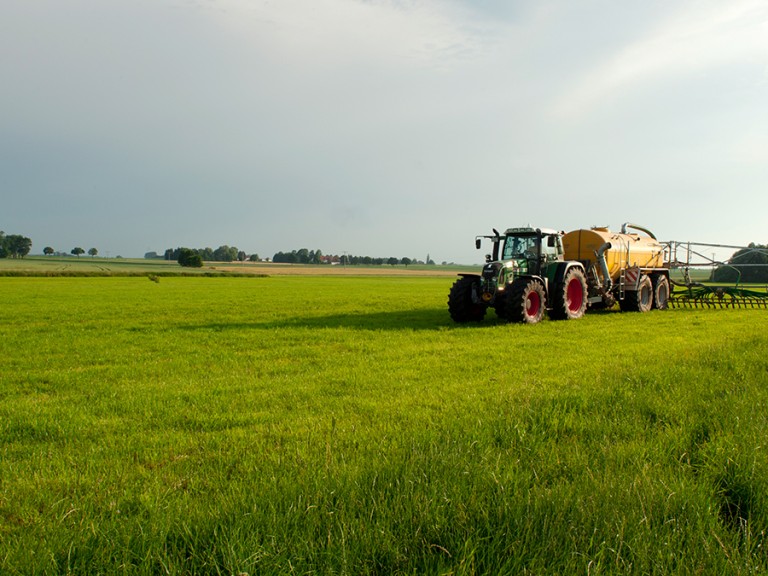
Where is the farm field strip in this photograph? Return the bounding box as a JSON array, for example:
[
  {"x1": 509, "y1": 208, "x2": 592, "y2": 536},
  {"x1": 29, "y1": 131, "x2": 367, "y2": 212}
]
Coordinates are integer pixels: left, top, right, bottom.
[
  {"x1": 0, "y1": 256, "x2": 470, "y2": 277},
  {"x1": 1, "y1": 276, "x2": 767, "y2": 574}
]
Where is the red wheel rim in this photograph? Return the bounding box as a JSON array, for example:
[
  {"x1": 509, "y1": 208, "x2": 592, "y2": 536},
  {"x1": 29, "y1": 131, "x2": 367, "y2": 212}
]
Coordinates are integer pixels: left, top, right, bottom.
[
  {"x1": 566, "y1": 278, "x2": 584, "y2": 312},
  {"x1": 525, "y1": 290, "x2": 541, "y2": 317}
]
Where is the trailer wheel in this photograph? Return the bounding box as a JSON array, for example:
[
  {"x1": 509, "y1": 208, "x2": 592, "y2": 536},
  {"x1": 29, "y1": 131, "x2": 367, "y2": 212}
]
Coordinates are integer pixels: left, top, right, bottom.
[
  {"x1": 550, "y1": 267, "x2": 588, "y2": 320},
  {"x1": 652, "y1": 275, "x2": 670, "y2": 310},
  {"x1": 503, "y1": 278, "x2": 546, "y2": 324},
  {"x1": 620, "y1": 274, "x2": 653, "y2": 312},
  {"x1": 448, "y1": 276, "x2": 487, "y2": 322}
]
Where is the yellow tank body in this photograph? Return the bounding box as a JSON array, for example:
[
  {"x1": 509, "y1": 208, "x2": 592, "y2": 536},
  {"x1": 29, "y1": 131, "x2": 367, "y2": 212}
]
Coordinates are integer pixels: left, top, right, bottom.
[{"x1": 562, "y1": 227, "x2": 666, "y2": 283}]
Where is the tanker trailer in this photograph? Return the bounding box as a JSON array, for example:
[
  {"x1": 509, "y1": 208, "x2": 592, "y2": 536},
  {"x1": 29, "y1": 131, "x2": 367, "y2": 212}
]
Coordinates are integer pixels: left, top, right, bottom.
[{"x1": 562, "y1": 223, "x2": 669, "y2": 312}]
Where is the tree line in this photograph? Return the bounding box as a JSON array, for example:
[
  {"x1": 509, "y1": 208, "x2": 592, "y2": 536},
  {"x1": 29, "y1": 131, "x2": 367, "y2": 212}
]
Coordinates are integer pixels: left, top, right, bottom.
[
  {"x1": 272, "y1": 249, "x2": 323, "y2": 264},
  {"x1": 1, "y1": 230, "x2": 104, "y2": 260},
  {"x1": 162, "y1": 246, "x2": 436, "y2": 268},
  {"x1": 160, "y1": 246, "x2": 261, "y2": 268},
  {"x1": 1, "y1": 236, "x2": 100, "y2": 259},
  {"x1": 0, "y1": 231, "x2": 435, "y2": 267},
  {"x1": 272, "y1": 249, "x2": 436, "y2": 266},
  {"x1": 161, "y1": 246, "x2": 254, "y2": 264}
]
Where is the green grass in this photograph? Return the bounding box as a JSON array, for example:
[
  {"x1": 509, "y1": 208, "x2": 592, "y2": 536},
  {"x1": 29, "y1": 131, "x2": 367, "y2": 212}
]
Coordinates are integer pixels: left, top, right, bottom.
[
  {"x1": 0, "y1": 257, "x2": 472, "y2": 277},
  {"x1": 1, "y1": 276, "x2": 767, "y2": 574}
]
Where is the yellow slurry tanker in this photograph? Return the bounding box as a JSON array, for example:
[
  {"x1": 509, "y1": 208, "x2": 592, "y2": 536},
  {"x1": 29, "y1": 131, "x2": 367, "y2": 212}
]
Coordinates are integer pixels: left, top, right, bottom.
[{"x1": 562, "y1": 223, "x2": 669, "y2": 312}]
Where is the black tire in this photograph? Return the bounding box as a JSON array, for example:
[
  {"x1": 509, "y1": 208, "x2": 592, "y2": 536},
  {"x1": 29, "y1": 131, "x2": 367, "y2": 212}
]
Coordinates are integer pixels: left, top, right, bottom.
[
  {"x1": 448, "y1": 276, "x2": 487, "y2": 322},
  {"x1": 620, "y1": 274, "x2": 653, "y2": 312},
  {"x1": 652, "y1": 275, "x2": 670, "y2": 310},
  {"x1": 502, "y1": 278, "x2": 546, "y2": 324},
  {"x1": 549, "y1": 267, "x2": 588, "y2": 320}
]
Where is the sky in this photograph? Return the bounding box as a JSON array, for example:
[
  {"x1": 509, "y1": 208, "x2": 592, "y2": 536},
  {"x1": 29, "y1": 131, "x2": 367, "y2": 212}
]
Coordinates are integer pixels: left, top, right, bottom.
[{"x1": 2, "y1": 0, "x2": 767, "y2": 264}]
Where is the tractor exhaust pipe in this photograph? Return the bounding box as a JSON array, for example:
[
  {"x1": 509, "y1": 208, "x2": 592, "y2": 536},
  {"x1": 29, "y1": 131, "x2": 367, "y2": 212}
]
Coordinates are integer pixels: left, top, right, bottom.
[{"x1": 597, "y1": 242, "x2": 613, "y2": 290}]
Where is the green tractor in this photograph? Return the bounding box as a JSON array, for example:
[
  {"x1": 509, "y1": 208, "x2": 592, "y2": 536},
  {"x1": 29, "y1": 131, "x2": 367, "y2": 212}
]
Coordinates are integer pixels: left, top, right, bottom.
[{"x1": 448, "y1": 227, "x2": 588, "y2": 324}]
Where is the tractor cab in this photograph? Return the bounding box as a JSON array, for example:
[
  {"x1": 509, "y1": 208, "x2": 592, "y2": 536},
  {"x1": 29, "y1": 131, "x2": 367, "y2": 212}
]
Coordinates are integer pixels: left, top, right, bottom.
[
  {"x1": 498, "y1": 227, "x2": 564, "y2": 274},
  {"x1": 472, "y1": 227, "x2": 566, "y2": 307}
]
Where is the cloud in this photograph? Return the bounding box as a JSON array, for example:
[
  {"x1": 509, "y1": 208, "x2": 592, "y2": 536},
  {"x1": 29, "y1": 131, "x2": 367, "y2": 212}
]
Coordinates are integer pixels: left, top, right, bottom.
[
  {"x1": 199, "y1": 0, "x2": 494, "y2": 73},
  {"x1": 552, "y1": 0, "x2": 768, "y2": 117}
]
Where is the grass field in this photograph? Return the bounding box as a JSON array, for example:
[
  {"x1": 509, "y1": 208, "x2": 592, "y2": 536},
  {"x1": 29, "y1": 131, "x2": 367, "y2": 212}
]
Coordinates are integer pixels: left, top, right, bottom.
[
  {"x1": 1, "y1": 274, "x2": 767, "y2": 574},
  {"x1": 0, "y1": 256, "x2": 471, "y2": 277}
]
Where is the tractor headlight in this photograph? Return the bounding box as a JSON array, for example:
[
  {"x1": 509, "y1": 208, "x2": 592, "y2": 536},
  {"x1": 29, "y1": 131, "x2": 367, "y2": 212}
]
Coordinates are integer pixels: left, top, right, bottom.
[{"x1": 502, "y1": 261, "x2": 517, "y2": 286}]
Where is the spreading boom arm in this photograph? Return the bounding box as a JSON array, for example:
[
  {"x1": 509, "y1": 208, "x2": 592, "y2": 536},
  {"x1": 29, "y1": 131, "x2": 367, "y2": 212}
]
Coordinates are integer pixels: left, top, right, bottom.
[{"x1": 664, "y1": 240, "x2": 768, "y2": 308}]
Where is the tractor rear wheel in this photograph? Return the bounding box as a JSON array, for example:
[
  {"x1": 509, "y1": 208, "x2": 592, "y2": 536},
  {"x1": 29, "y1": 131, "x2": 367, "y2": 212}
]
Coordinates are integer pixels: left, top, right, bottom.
[
  {"x1": 620, "y1": 274, "x2": 653, "y2": 312},
  {"x1": 448, "y1": 276, "x2": 487, "y2": 322},
  {"x1": 503, "y1": 278, "x2": 546, "y2": 324},
  {"x1": 550, "y1": 267, "x2": 588, "y2": 320},
  {"x1": 652, "y1": 275, "x2": 670, "y2": 310}
]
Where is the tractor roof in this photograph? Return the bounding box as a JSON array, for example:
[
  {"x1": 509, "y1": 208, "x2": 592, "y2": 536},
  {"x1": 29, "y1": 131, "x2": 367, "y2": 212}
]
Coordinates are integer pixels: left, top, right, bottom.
[{"x1": 504, "y1": 227, "x2": 561, "y2": 236}]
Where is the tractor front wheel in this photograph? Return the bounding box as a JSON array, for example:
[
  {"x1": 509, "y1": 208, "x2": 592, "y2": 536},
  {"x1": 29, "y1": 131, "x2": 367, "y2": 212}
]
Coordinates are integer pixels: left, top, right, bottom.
[
  {"x1": 503, "y1": 278, "x2": 546, "y2": 324},
  {"x1": 448, "y1": 276, "x2": 487, "y2": 323},
  {"x1": 550, "y1": 267, "x2": 588, "y2": 320}
]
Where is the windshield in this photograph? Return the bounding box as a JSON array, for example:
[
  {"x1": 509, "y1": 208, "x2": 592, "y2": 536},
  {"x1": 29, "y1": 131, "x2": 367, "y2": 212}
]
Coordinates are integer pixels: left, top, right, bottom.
[{"x1": 502, "y1": 235, "x2": 538, "y2": 260}]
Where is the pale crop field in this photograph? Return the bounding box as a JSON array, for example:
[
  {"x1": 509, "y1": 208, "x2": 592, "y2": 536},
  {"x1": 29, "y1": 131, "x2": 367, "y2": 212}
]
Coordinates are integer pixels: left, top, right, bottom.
[{"x1": 1, "y1": 275, "x2": 767, "y2": 574}]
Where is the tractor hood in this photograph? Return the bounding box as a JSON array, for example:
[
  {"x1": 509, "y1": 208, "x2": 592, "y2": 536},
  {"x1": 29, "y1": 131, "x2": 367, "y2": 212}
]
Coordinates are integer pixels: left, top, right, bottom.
[
  {"x1": 487, "y1": 258, "x2": 527, "y2": 274},
  {"x1": 483, "y1": 259, "x2": 527, "y2": 286}
]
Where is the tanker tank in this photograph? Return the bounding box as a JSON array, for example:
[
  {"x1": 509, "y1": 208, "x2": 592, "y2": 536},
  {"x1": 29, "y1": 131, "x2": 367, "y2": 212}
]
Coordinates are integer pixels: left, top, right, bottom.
[{"x1": 562, "y1": 227, "x2": 665, "y2": 284}]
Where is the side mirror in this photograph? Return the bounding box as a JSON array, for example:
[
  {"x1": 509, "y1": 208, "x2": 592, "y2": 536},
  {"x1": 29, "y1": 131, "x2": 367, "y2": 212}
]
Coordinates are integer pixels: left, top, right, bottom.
[{"x1": 475, "y1": 238, "x2": 482, "y2": 249}]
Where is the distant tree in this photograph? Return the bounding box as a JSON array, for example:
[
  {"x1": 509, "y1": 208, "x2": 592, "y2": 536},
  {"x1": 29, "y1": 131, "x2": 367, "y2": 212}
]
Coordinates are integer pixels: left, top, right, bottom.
[
  {"x1": 401, "y1": 257, "x2": 412, "y2": 267},
  {"x1": 213, "y1": 245, "x2": 238, "y2": 262},
  {"x1": 200, "y1": 247, "x2": 214, "y2": 261},
  {"x1": 312, "y1": 249, "x2": 323, "y2": 264},
  {"x1": 0, "y1": 231, "x2": 5, "y2": 258},
  {"x1": 177, "y1": 248, "x2": 203, "y2": 268},
  {"x1": 71, "y1": 247, "x2": 85, "y2": 258},
  {"x1": 5, "y1": 235, "x2": 32, "y2": 258},
  {"x1": 88, "y1": 248, "x2": 98, "y2": 258},
  {"x1": 237, "y1": 251, "x2": 247, "y2": 262},
  {"x1": 249, "y1": 253, "x2": 260, "y2": 262},
  {"x1": 713, "y1": 243, "x2": 768, "y2": 283},
  {"x1": 387, "y1": 257, "x2": 399, "y2": 266},
  {"x1": 44, "y1": 246, "x2": 54, "y2": 256}
]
